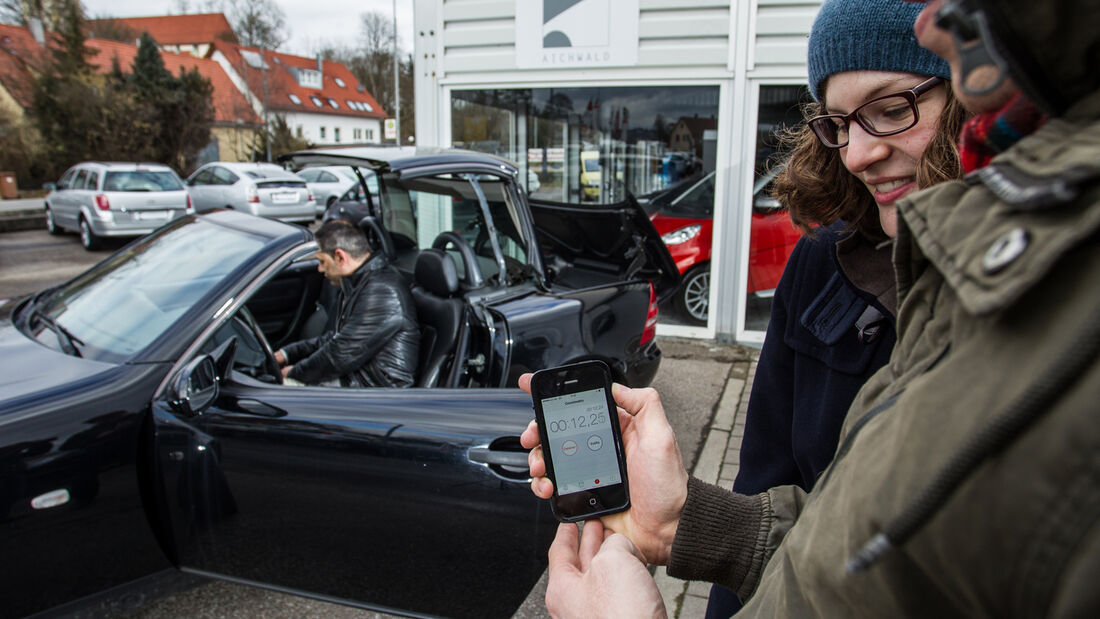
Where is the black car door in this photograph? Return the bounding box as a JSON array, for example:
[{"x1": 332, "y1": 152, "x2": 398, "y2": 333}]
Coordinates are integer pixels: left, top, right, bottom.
[{"x1": 150, "y1": 364, "x2": 555, "y2": 618}]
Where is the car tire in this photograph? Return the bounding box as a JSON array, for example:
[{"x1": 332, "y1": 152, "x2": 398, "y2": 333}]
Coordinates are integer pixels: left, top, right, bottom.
[
  {"x1": 79, "y1": 217, "x2": 101, "y2": 251},
  {"x1": 675, "y1": 264, "x2": 710, "y2": 325},
  {"x1": 45, "y1": 207, "x2": 61, "y2": 235}
]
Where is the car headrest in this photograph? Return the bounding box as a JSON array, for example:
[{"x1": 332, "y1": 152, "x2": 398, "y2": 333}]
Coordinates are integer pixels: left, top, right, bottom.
[
  {"x1": 357, "y1": 215, "x2": 395, "y2": 260},
  {"x1": 415, "y1": 249, "x2": 460, "y2": 298}
]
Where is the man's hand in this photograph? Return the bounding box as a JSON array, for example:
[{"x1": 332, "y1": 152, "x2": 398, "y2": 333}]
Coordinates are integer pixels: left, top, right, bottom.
[
  {"x1": 519, "y1": 374, "x2": 688, "y2": 565},
  {"x1": 274, "y1": 350, "x2": 287, "y2": 366},
  {"x1": 545, "y1": 520, "x2": 667, "y2": 619},
  {"x1": 281, "y1": 364, "x2": 293, "y2": 379}
]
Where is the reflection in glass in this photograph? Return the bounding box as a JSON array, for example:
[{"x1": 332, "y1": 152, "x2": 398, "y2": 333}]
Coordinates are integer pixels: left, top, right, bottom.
[
  {"x1": 451, "y1": 86, "x2": 719, "y2": 328},
  {"x1": 744, "y1": 85, "x2": 812, "y2": 332}
]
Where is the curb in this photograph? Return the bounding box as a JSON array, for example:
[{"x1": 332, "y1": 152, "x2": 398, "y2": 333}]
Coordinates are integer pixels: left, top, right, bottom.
[{"x1": 0, "y1": 209, "x2": 46, "y2": 233}]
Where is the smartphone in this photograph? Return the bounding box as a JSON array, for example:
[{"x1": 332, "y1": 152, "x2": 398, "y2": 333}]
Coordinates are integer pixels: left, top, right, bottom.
[{"x1": 530, "y1": 360, "x2": 630, "y2": 522}]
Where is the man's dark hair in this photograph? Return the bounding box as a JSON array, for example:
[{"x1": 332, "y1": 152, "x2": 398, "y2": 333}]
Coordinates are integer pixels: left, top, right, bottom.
[{"x1": 316, "y1": 220, "x2": 372, "y2": 259}]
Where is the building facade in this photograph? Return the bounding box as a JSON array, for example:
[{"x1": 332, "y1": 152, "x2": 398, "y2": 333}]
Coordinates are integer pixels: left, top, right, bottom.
[{"x1": 413, "y1": 0, "x2": 822, "y2": 342}]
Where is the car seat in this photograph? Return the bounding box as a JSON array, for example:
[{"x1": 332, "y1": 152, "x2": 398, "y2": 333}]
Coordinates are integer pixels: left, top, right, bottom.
[{"x1": 411, "y1": 249, "x2": 468, "y2": 388}]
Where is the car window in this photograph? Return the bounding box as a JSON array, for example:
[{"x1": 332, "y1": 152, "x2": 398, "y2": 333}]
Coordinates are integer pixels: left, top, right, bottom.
[
  {"x1": 297, "y1": 169, "x2": 318, "y2": 182},
  {"x1": 103, "y1": 171, "x2": 184, "y2": 192},
  {"x1": 213, "y1": 167, "x2": 239, "y2": 185},
  {"x1": 663, "y1": 172, "x2": 714, "y2": 218},
  {"x1": 73, "y1": 169, "x2": 88, "y2": 189},
  {"x1": 86, "y1": 171, "x2": 100, "y2": 190},
  {"x1": 382, "y1": 173, "x2": 530, "y2": 287},
  {"x1": 190, "y1": 168, "x2": 213, "y2": 185},
  {"x1": 318, "y1": 171, "x2": 338, "y2": 183},
  {"x1": 57, "y1": 169, "x2": 75, "y2": 189},
  {"x1": 29, "y1": 219, "x2": 268, "y2": 362}
]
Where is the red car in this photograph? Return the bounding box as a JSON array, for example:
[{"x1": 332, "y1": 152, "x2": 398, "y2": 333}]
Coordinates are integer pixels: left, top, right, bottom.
[{"x1": 645, "y1": 169, "x2": 801, "y2": 325}]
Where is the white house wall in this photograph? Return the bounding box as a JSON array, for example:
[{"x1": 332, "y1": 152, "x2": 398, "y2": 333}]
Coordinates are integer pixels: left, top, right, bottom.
[
  {"x1": 285, "y1": 112, "x2": 383, "y2": 146},
  {"x1": 414, "y1": 0, "x2": 823, "y2": 341}
]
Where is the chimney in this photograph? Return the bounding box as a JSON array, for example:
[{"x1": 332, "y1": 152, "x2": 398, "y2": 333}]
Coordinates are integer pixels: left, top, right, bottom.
[
  {"x1": 29, "y1": 18, "x2": 45, "y2": 46},
  {"x1": 316, "y1": 55, "x2": 323, "y2": 75}
]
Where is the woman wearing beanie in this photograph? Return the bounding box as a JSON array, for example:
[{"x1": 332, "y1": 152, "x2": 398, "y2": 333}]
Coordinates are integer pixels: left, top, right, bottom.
[{"x1": 706, "y1": 0, "x2": 968, "y2": 615}]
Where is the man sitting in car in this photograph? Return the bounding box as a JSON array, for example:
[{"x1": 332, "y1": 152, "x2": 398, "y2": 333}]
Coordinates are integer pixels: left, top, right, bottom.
[{"x1": 275, "y1": 220, "x2": 420, "y2": 388}]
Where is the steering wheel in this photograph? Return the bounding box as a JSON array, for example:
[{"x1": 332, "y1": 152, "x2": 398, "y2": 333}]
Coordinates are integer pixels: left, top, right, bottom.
[
  {"x1": 236, "y1": 305, "x2": 283, "y2": 384},
  {"x1": 432, "y1": 231, "x2": 485, "y2": 288}
]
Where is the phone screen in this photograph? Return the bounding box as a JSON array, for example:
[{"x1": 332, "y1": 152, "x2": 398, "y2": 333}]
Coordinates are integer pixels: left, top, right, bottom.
[{"x1": 540, "y1": 387, "x2": 622, "y2": 495}]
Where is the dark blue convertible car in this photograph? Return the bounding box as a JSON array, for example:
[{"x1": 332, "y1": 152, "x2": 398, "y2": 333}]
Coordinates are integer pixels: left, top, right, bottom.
[{"x1": 0, "y1": 148, "x2": 678, "y2": 617}]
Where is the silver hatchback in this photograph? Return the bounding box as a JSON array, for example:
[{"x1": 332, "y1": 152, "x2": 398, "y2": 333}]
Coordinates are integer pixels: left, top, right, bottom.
[
  {"x1": 186, "y1": 162, "x2": 315, "y2": 224},
  {"x1": 44, "y1": 162, "x2": 192, "y2": 250}
]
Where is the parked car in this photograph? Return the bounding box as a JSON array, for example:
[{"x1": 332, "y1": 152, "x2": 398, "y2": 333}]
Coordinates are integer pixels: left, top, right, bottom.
[
  {"x1": 580, "y1": 150, "x2": 601, "y2": 200},
  {"x1": 186, "y1": 162, "x2": 315, "y2": 224},
  {"x1": 294, "y1": 165, "x2": 368, "y2": 215},
  {"x1": 0, "y1": 147, "x2": 678, "y2": 618},
  {"x1": 645, "y1": 168, "x2": 801, "y2": 325},
  {"x1": 43, "y1": 162, "x2": 192, "y2": 251}
]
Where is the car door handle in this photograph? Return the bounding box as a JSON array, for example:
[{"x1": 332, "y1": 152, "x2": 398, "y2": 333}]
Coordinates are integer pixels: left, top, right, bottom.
[
  {"x1": 468, "y1": 446, "x2": 529, "y2": 469},
  {"x1": 235, "y1": 398, "x2": 287, "y2": 418}
]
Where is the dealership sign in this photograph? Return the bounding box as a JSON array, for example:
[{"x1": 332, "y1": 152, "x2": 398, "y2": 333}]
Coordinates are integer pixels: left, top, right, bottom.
[{"x1": 515, "y1": 0, "x2": 639, "y2": 69}]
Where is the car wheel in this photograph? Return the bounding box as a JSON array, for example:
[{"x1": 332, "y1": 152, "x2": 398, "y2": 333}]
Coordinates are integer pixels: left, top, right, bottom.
[
  {"x1": 675, "y1": 265, "x2": 709, "y2": 325},
  {"x1": 79, "y1": 217, "x2": 101, "y2": 251},
  {"x1": 45, "y1": 207, "x2": 61, "y2": 235}
]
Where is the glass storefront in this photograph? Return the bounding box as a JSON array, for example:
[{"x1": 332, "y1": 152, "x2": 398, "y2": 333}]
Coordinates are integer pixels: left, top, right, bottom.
[
  {"x1": 451, "y1": 83, "x2": 809, "y2": 334},
  {"x1": 743, "y1": 85, "x2": 812, "y2": 332}
]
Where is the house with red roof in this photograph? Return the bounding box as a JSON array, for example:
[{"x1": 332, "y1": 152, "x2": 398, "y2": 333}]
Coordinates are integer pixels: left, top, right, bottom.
[
  {"x1": 0, "y1": 21, "x2": 260, "y2": 165},
  {"x1": 208, "y1": 40, "x2": 386, "y2": 147},
  {"x1": 0, "y1": 23, "x2": 47, "y2": 121},
  {"x1": 87, "y1": 13, "x2": 238, "y2": 59},
  {"x1": 85, "y1": 38, "x2": 262, "y2": 164},
  {"x1": 99, "y1": 14, "x2": 387, "y2": 148}
]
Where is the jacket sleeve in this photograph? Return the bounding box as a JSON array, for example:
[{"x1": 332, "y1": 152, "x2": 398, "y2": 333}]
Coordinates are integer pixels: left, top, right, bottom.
[
  {"x1": 282, "y1": 335, "x2": 323, "y2": 366},
  {"x1": 289, "y1": 279, "x2": 405, "y2": 385},
  {"x1": 668, "y1": 477, "x2": 807, "y2": 601}
]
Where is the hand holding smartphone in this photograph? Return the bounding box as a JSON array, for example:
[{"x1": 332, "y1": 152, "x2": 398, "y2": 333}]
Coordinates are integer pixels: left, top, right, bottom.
[{"x1": 530, "y1": 360, "x2": 630, "y2": 522}]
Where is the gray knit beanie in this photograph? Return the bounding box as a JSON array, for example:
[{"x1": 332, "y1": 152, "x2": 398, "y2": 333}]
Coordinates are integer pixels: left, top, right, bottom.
[{"x1": 807, "y1": 0, "x2": 951, "y2": 102}]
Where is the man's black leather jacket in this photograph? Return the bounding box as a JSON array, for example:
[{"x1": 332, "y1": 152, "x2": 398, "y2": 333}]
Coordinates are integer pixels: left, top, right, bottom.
[{"x1": 284, "y1": 254, "x2": 420, "y2": 388}]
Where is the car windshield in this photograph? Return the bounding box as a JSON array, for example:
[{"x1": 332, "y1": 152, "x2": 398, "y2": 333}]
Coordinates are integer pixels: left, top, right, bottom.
[
  {"x1": 658, "y1": 172, "x2": 714, "y2": 218},
  {"x1": 27, "y1": 219, "x2": 267, "y2": 362},
  {"x1": 103, "y1": 170, "x2": 184, "y2": 192}
]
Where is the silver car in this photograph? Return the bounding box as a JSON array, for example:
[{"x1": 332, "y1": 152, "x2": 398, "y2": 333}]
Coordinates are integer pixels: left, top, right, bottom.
[
  {"x1": 44, "y1": 162, "x2": 192, "y2": 251},
  {"x1": 186, "y1": 162, "x2": 315, "y2": 224},
  {"x1": 294, "y1": 165, "x2": 373, "y2": 216}
]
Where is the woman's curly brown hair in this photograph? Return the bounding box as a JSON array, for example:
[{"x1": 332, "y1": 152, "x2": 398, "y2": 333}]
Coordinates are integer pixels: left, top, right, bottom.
[{"x1": 771, "y1": 84, "x2": 970, "y2": 242}]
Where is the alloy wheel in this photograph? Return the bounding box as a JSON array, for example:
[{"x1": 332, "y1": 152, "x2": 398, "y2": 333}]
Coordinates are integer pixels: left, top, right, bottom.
[{"x1": 682, "y1": 269, "x2": 709, "y2": 322}]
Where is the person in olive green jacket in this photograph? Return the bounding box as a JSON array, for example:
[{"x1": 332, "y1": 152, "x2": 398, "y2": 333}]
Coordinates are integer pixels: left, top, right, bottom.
[{"x1": 518, "y1": 0, "x2": 1100, "y2": 616}]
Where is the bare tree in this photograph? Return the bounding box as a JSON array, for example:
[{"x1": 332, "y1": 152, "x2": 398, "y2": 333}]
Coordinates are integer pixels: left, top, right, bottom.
[
  {"x1": 225, "y1": 0, "x2": 287, "y2": 50},
  {"x1": 321, "y1": 12, "x2": 414, "y2": 143},
  {"x1": 3, "y1": 0, "x2": 77, "y2": 30},
  {"x1": 0, "y1": 0, "x2": 24, "y2": 25}
]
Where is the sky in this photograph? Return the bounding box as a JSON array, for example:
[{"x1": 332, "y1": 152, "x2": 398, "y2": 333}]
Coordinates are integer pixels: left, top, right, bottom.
[{"x1": 79, "y1": 0, "x2": 416, "y2": 57}]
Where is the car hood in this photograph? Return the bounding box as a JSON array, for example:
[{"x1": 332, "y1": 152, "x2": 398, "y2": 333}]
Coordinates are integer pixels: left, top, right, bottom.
[
  {"x1": 0, "y1": 321, "x2": 116, "y2": 402},
  {"x1": 528, "y1": 195, "x2": 682, "y2": 300}
]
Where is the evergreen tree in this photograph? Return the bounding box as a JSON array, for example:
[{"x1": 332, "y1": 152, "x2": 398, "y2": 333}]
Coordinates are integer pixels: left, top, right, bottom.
[
  {"x1": 128, "y1": 33, "x2": 173, "y2": 97},
  {"x1": 50, "y1": 0, "x2": 96, "y2": 77}
]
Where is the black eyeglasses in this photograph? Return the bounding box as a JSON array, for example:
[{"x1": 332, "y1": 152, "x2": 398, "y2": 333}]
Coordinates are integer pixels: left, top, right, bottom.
[{"x1": 809, "y1": 76, "x2": 944, "y2": 148}]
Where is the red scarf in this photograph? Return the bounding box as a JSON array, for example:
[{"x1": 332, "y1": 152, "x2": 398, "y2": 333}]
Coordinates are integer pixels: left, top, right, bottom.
[{"x1": 958, "y1": 92, "x2": 1048, "y2": 173}]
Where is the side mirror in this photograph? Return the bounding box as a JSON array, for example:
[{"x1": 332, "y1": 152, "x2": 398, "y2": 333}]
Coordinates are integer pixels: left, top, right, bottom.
[
  {"x1": 753, "y1": 194, "x2": 783, "y2": 213},
  {"x1": 171, "y1": 355, "x2": 219, "y2": 416},
  {"x1": 43, "y1": 182, "x2": 58, "y2": 191}
]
